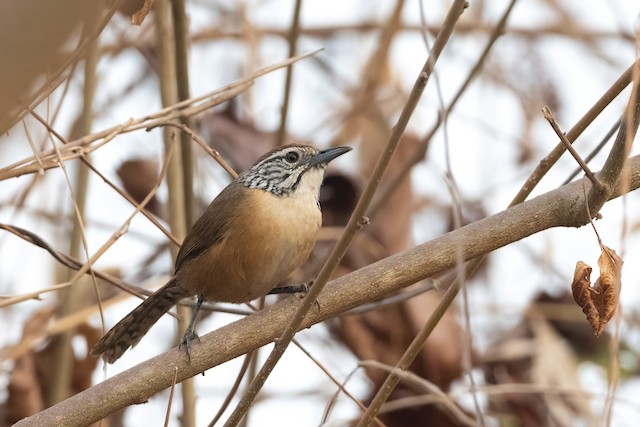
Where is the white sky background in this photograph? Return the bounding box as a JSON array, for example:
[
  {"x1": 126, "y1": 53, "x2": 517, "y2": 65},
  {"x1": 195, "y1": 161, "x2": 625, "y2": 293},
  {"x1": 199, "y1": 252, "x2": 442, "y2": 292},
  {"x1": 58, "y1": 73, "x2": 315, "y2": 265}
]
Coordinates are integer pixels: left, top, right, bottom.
[{"x1": 1, "y1": 0, "x2": 640, "y2": 426}]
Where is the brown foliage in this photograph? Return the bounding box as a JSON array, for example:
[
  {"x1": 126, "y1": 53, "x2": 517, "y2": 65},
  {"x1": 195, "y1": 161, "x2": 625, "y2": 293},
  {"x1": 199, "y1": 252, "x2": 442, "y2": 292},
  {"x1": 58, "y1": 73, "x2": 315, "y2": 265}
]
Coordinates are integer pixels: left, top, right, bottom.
[
  {"x1": 571, "y1": 246, "x2": 623, "y2": 336},
  {"x1": 117, "y1": 158, "x2": 162, "y2": 217}
]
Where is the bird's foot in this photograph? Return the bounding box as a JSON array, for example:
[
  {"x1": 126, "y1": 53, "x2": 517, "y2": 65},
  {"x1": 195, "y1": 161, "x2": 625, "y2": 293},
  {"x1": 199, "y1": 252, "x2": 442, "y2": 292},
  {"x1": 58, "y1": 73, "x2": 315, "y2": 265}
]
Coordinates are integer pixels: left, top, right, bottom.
[
  {"x1": 294, "y1": 281, "x2": 313, "y2": 299},
  {"x1": 179, "y1": 330, "x2": 200, "y2": 361},
  {"x1": 267, "y1": 281, "x2": 319, "y2": 309},
  {"x1": 295, "y1": 281, "x2": 320, "y2": 310},
  {"x1": 268, "y1": 281, "x2": 313, "y2": 297}
]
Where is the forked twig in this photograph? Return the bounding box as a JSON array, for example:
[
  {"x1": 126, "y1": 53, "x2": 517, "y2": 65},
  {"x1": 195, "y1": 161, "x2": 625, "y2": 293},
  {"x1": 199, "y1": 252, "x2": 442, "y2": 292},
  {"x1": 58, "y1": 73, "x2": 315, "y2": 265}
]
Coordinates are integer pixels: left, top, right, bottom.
[
  {"x1": 147, "y1": 122, "x2": 238, "y2": 179},
  {"x1": 542, "y1": 105, "x2": 604, "y2": 192}
]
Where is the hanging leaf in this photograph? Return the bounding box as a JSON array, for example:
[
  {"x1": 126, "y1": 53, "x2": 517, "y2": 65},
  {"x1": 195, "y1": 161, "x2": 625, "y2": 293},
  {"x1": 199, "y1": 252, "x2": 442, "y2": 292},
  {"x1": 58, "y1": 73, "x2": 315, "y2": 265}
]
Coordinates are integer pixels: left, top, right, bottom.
[
  {"x1": 570, "y1": 246, "x2": 623, "y2": 337},
  {"x1": 594, "y1": 246, "x2": 623, "y2": 335},
  {"x1": 571, "y1": 262, "x2": 599, "y2": 333}
]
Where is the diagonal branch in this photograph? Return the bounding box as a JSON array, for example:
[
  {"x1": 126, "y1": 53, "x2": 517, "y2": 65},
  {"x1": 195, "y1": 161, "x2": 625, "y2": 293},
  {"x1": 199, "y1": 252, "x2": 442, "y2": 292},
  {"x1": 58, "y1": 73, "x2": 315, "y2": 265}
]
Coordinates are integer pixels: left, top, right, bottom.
[
  {"x1": 13, "y1": 153, "x2": 640, "y2": 427},
  {"x1": 223, "y1": 0, "x2": 468, "y2": 424},
  {"x1": 589, "y1": 64, "x2": 640, "y2": 209}
]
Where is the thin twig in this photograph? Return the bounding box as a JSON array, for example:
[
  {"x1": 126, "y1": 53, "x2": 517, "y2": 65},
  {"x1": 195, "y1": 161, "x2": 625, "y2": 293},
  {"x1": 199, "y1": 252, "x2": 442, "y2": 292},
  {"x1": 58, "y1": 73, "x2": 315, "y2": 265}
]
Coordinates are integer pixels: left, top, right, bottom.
[
  {"x1": 349, "y1": 5, "x2": 469, "y2": 424},
  {"x1": 368, "y1": 0, "x2": 519, "y2": 219},
  {"x1": 581, "y1": 178, "x2": 603, "y2": 246},
  {"x1": 80, "y1": 156, "x2": 181, "y2": 246},
  {"x1": 0, "y1": 281, "x2": 72, "y2": 308},
  {"x1": 295, "y1": 341, "x2": 385, "y2": 427},
  {"x1": 344, "y1": 280, "x2": 436, "y2": 315},
  {"x1": 155, "y1": 0, "x2": 196, "y2": 424},
  {"x1": 511, "y1": 59, "x2": 639, "y2": 206},
  {"x1": 164, "y1": 367, "x2": 179, "y2": 427},
  {"x1": 542, "y1": 105, "x2": 604, "y2": 191},
  {"x1": 171, "y1": 0, "x2": 195, "y2": 231},
  {"x1": 0, "y1": 0, "x2": 126, "y2": 134},
  {"x1": 223, "y1": 1, "x2": 467, "y2": 426},
  {"x1": 147, "y1": 122, "x2": 238, "y2": 178},
  {"x1": 419, "y1": 0, "x2": 484, "y2": 422},
  {"x1": 563, "y1": 118, "x2": 621, "y2": 185},
  {"x1": 359, "y1": 361, "x2": 475, "y2": 426},
  {"x1": 21, "y1": 119, "x2": 45, "y2": 174},
  {"x1": 184, "y1": 22, "x2": 637, "y2": 45},
  {"x1": 208, "y1": 353, "x2": 254, "y2": 427},
  {"x1": 0, "y1": 49, "x2": 322, "y2": 182},
  {"x1": 275, "y1": 0, "x2": 304, "y2": 146}
]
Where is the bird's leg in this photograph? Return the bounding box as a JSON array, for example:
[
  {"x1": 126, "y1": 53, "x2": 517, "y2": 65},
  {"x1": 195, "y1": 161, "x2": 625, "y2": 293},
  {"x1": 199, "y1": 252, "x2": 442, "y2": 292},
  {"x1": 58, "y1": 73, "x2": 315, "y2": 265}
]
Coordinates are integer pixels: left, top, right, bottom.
[
  {"x1": 268, "y1": 281, "x2": 313, "y2": 296},
  {"x1": 179, "y1": 295, "x2": 204, "y2": 360}
]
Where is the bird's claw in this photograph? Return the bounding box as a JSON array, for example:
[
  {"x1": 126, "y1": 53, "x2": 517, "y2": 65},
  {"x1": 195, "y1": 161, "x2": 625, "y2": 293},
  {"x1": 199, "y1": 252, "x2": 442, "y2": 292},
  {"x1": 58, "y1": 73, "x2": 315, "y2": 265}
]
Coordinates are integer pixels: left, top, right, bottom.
[
  {"x1": 294, "y1": 280, "x2": 314, "y2": 299},
  {"x1": 179, "y1": 330, "x2": 200, "y2": 361}
]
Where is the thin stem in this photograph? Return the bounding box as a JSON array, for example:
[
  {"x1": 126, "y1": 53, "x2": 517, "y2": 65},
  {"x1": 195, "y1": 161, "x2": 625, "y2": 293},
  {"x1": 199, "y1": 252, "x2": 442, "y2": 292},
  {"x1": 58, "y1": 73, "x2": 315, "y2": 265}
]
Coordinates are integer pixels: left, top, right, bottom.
[
  {"x1": 418, "y1": 1, "x2": 483, "y2": 423},
  {"x1": 542, "y1": 105, "x2": 604, "y2": 191},
  {"x1": 511, "y1": 59, "x2": 638, "y2": 206},
  {"x1": 0, "y1": 0, "x2": 126, "y2": 134},
  {"x1": 165, "y1": 367, "x2": 180, "y2": 427},
  {"x1": 47, "y1": 38, "x2": 100, "y2": 404},
  {"x1": 223, "y1": 1, "x2": 468, "y2": 426},
  {"x1": 156, "y1": 0, "x2": 195, "y2": 425},
  {"x1": 368, "y1": 0, "x2": 518, "y2": 219},
  {"x1": 171, "y1": 0, "x2": 195, "y2": 229},
  {"x1": 563, "y1": 118, "x2": 620, "y2": 185},
  {"x1": 80, "y1": 155, "x2": 181, "y2": 246},
  {"x1": 275, "y1": 0, "x2": 304, "y2": 146},
  {"x1": 207, "y1": 353, "x2": 254, "y2": 427},
  {"x1": 1, "y1": 50, "x2": 321, "y2": 182},
  {"x1": 148, "y1": 122, "x2": 238, "y2": 178}
]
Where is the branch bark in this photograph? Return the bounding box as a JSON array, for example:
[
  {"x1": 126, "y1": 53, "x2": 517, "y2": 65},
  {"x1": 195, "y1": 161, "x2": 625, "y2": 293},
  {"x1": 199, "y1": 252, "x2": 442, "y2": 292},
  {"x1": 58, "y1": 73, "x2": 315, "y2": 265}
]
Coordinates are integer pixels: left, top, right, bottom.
[{"x1": 14, "y1": 155, "x2": 640, "y2": 427}]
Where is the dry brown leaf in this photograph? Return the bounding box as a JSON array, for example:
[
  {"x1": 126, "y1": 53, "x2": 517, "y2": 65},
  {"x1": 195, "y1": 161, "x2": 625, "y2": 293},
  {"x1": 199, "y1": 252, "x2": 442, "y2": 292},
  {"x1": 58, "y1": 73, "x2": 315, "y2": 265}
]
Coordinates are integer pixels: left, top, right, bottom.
[
  {"x1": 131, "y1": 0, "x2": 153, "y2": 25},
  {"x1": 117, "y1": 158, "x2": 163, "y2": 218},
  {"x1": 594, "y1": 246, "x2": 623, "y2": 335},
  {"x1": 571, "y1": 261, "x2": 598, "y2": 333},
  {"x1": 570, "y1": 246, "x2": 623, "y2": 337}
]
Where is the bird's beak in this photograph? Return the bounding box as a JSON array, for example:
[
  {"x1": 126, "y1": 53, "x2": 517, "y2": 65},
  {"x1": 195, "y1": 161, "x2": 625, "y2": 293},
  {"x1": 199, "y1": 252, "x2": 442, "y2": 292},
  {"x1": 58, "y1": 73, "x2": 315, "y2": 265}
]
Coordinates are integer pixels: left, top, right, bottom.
[{"x1": 307, "y1": 146, "x2": 352, "y2": 167}]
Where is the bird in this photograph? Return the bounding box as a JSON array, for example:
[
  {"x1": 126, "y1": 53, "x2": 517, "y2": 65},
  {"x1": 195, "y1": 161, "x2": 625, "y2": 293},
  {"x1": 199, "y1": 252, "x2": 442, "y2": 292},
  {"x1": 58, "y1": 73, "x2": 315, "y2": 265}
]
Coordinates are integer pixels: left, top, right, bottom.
[{"x1": 91, "y1": 144, "x2": 352, "y2": 363}]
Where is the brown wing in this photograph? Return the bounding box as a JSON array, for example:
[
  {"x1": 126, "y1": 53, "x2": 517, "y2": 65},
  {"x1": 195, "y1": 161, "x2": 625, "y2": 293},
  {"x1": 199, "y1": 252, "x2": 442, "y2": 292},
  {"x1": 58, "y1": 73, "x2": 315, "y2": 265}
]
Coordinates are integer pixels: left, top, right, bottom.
[{"x1": 174, "y1": 181, "x2": 243, "y2": 273}]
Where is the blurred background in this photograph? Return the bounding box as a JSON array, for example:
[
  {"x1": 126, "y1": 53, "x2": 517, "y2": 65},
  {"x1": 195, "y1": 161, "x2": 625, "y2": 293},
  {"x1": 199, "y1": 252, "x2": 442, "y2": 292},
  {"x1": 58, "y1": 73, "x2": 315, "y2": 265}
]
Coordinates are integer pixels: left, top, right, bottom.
[{"x1": 1, "y1": 0, "x2": 640, "y2": 426}]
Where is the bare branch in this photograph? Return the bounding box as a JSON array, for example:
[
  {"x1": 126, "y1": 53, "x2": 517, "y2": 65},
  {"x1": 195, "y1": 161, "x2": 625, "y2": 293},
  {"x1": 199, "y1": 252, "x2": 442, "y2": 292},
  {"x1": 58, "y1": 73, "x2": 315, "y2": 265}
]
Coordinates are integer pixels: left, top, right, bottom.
[{"x1": 14, "y1": 87, "x2": 640, "y2": 427}]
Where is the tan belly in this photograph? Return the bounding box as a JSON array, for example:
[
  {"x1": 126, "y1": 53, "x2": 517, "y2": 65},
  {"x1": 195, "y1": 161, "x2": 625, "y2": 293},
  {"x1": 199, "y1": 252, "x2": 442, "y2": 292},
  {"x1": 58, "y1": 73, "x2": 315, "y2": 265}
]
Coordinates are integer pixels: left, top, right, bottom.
[{"x1": 178, "y1": 188, "x2": 321, "y2": 303}]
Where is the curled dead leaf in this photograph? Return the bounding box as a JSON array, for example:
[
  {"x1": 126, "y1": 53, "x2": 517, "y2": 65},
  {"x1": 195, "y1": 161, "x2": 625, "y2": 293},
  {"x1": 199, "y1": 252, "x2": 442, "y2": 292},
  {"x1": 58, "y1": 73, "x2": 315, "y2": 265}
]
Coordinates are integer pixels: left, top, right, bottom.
[
  {"x1": 571, "y1": 262, "x2": 598, "y2": 333},
  {"x1": 570, "y1": 246, "x2": 623, "y2": 337},
  {"x1": 594, "y1": 246, "x2": 623, "y2": 335}
]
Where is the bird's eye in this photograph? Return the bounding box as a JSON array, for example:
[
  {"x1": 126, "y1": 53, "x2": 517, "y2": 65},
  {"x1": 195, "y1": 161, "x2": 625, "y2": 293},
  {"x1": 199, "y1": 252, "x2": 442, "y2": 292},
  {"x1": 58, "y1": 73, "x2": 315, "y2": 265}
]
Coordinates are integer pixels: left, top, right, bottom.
[{"x1": 284, "y1": 151, "x2": 300, "y2": 163}]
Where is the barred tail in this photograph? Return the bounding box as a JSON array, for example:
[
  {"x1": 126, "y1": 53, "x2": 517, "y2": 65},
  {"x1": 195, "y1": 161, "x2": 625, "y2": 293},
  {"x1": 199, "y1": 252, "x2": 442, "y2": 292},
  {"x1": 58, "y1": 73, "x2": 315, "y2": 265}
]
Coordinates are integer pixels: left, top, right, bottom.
[{"x1": 91, "y1": 278, "x2": 189, "y2": 363}]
